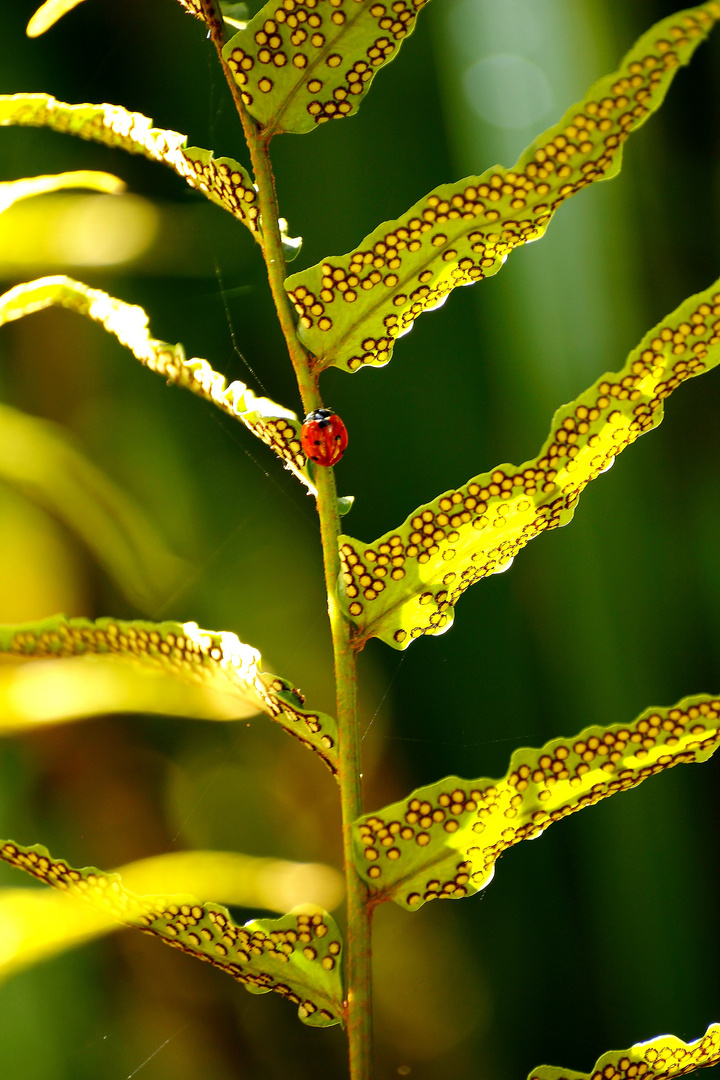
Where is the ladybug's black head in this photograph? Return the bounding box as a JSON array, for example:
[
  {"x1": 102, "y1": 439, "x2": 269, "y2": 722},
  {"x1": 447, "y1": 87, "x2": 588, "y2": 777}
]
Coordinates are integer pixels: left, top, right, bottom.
[{"x1": 306, "y1": 408, "x2": 333, "y2": 426}]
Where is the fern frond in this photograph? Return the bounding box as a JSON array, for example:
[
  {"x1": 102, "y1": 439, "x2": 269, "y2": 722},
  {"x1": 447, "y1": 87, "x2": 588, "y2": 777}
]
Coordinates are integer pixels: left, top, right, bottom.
[
  {"x1": 355, "y1": 694, "x2": 720, "y2": 908},
  {"x1": 0, "y1": 277, "x2": 314, "y2": 490},
  {"x1": 0, "y1": 94, "x2": 260, "y2": 235},
  {"x1": 286, "y1": 3, "x2": 719, "y2": 372},
  {"x1": 338, "y1": 276, "x2": 720, "y2": 648},
  {"x1": 0, "y1": 839, "x2": 344, "y2": 1027},
  {"x1": 0, "y1": 615, "x2": 338, "y2": 771}
]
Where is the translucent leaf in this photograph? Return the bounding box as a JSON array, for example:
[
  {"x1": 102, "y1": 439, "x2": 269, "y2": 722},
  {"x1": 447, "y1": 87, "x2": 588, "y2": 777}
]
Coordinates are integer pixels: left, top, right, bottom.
[
  {"x1": 354, "y1": 694, "x2": 720, "y2": 910},
  {"x1": 0, "y1": 93, "x2": 260, "y2": 235},
  {"x1": 285, "y1": 2, "x2": 719, "y2": 372},
  {"x1": 338, "y1": 275, "x2": 720, "y2": 649},
  {"x1": 0, "y1": 277, "x2": 314, "y2": 491},
  {"x1": 0, "y1": 849, "x2": 343, "y2": 982},
  {"x1": 0, "y1": 170, "x2": 124, "y2": 212},
  {"x1": 0, "y1": 615, "x2": 339, "y2": 771},
  {"x1": 0, "y1": 839, "x2": 344, "y2": 1027},
  {"x1": 26, "y1": 0, "x2": 86, "y2": 36},
  {"x1": 0, "y1": 402, "x2": 183, "y2": 610},
  {"x1": 530, "y1": 1024, "x2": 720, "y2": 1080},
  {"x1": 223, "y1": 0, "x2": 431, "y2": 136},
  {"x1": 117, "y1": 851, "x2": 344, "y2": 913},
  {"x1": 0, "y1": 654, "x2": 257, "y2": 728}
]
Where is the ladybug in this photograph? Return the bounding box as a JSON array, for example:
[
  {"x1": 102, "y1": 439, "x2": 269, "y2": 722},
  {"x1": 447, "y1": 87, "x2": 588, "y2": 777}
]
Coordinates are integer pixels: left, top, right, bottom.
[{"x1": 301, "y1": 408, "x2": 348, "y2": 467}]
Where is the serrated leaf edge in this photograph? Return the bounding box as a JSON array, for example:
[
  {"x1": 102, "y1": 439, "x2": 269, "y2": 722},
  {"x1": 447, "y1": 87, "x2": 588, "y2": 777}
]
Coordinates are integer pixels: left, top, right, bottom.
[
  {"x1": 0, "y1": 838, "x2": 344, "y2": 1027},
  {"x1": 0, "y1": 93, "x2": 260, "y2": 234},
  {"x1": 337, "y1": 273, "x2": 720, "y2": 648},
  {"x1": 529, "y1": 1023, "x2": 720, "y2": 1080},
  {"x1": 285, "y1": 2, "x2": 719, "y2": 372},
  {"x1": 354, "y1": 693, "x2": 720, "y2": 908}
]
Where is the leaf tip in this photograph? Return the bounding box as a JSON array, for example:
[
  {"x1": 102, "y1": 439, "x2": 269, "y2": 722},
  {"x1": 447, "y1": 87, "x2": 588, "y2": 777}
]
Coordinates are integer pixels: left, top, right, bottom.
[{"x1": 26, "y1": 0, "x2": 85, "y2": 37}]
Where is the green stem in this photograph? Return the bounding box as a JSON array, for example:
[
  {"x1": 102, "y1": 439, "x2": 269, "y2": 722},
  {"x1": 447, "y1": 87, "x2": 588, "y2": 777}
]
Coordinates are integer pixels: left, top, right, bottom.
[
  {"x1": 315, "y1": 465, "x2": 374, "y2": 1080},
  {"x1": 249, "y1": 134, "x2": 318, "y2": 411},
  {"x1": 201, "y1": 4, "x2": 373, "y2": 1076},
  {"x1": 200, "y1": 0, "x2": 316, "y2": 410}
]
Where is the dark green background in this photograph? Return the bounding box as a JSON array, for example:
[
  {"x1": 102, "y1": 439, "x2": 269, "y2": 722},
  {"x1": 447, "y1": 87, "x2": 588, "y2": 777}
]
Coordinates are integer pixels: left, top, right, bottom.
[{"x1": 0, "y1": 1, "x2": 719, "y2": 1077}]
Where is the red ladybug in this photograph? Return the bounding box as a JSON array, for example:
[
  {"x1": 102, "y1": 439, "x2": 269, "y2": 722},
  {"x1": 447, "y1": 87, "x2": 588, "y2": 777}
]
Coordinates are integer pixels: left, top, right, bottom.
[{"x1": 301, "y1": 409, "x2": 348, "y2": 467}]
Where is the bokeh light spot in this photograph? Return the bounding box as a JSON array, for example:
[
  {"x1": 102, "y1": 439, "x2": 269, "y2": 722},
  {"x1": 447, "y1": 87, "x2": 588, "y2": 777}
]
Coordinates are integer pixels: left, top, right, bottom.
[{"x1": 463, "y1": 53, "x2": 553, "y2": 129}]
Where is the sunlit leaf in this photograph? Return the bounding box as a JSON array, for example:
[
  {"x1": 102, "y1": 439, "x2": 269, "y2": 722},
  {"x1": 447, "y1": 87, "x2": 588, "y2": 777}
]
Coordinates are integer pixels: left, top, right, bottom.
[
  {"x1": 0, "y1": 654, "x2": 256, "y2": 728},
  {"x1": 354, "y1": 694, "x2": 720, "y2": 910},
  {"x1": 0, "y1": 839, "x2": 344, "y2": 1027},
  {"x1": 0, "y1": 170, "x2": 124, "y2": 213},
  {"x1": 0, "y1": 614, "x2": 339, "y2": 771},
  {"x1": 530, "y1": 1024, "x2": 720, "y2": 1080},
  {"x1": 0, "y1": 192, "x2": 161, "y2": 272},
  {"x1": 26, "y1": 0, "x2": 87, "y2": 35},
  {"x1": 223, "y1": 0, "x2": 431, "y2": 136},
  {"x1": 0, "y1": 402, "x2": 183, "y2": 610},
  {"x1": 0, "y1": 277, "x2": 314, "y2": 491},
  {"x1": 0, "y1": 849, "x2": 343, "y2": 981},
  {"x1": 0, "y1": 93, "x2": 260, "y2": 235},
  {"x1": 117, "y1": 851, "x2": 344, "y2": 913},
  {"x1": 338, "y1": 275, "x2": 720, "y2": 649},
  {"x1": 285, "y1": 2, "x2": 719, "y2": 371}
]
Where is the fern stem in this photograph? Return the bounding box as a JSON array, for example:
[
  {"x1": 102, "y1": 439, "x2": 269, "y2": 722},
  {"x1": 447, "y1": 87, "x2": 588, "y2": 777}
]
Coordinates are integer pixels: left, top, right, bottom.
[
  {"x1": 249, "y1": 136, "x2": 319, "y2": 410},
  {"x1": 200, "y1": 0, "x2": 316, "y2": 410},
  {"x1": 201, "y1": 4, "x2": 373, "y2": 1075},
  {"x1": 314, "y1": 465, "x2": 374, "y2": 1080}
]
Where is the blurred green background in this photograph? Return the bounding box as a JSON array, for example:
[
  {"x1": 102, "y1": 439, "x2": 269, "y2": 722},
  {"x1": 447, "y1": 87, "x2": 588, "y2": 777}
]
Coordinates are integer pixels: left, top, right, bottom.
[{"x1": 1, "y1": 0, "x2": 720, "y2": 1077}]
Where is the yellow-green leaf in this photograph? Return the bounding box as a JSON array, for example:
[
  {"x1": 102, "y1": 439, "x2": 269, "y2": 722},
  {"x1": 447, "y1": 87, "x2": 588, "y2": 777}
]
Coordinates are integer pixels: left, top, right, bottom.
[
  {"x1": 0, "y1": 402, "x2": 184, "y2": 610},
  {"x1": 116, "y1": 851, "x2": 344, "y2": 913},
  {"x1": 354, "y1": 694, "x2": 720, "y2": 910},
  {"x1": 0, "y1": 277, "x2": 314, "y2": 491},
  {"x1": 0, "y1": 653, "x2": 256, "y2": 728},
  {"x1": 530, "y1": 1024, "x2": 720, "y2": 1080},
  {"x1": 0, "y1": 93, "x2": 260, "y2": 235},
  {"x1": 26, "y1": 0, "x2": 86, "y2": 36},
  {"x1": 338, "y1": 275, "x2": 720, "y2": 649},
  {"x1": 0, "y1": 848, "x2": 343, "y2": 982},
  {"x1": 26, "y1": 0, "x2": 248, "y2": 35},
  {"x1": 0, "y1": 839, "x2": 344, "y2": 1027},
  {"x1": 223, "y1": 0, "x2": 431, "y2": 137},
  {"x1": 285, "y1": 2, "x2": 719, "y2": 371},
  {"x1": 0, "y1": 615, "x2": 339, "y2": 771},
  {"x1": 0, "y1": 170, "x2": 124, "y2": 213}
]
